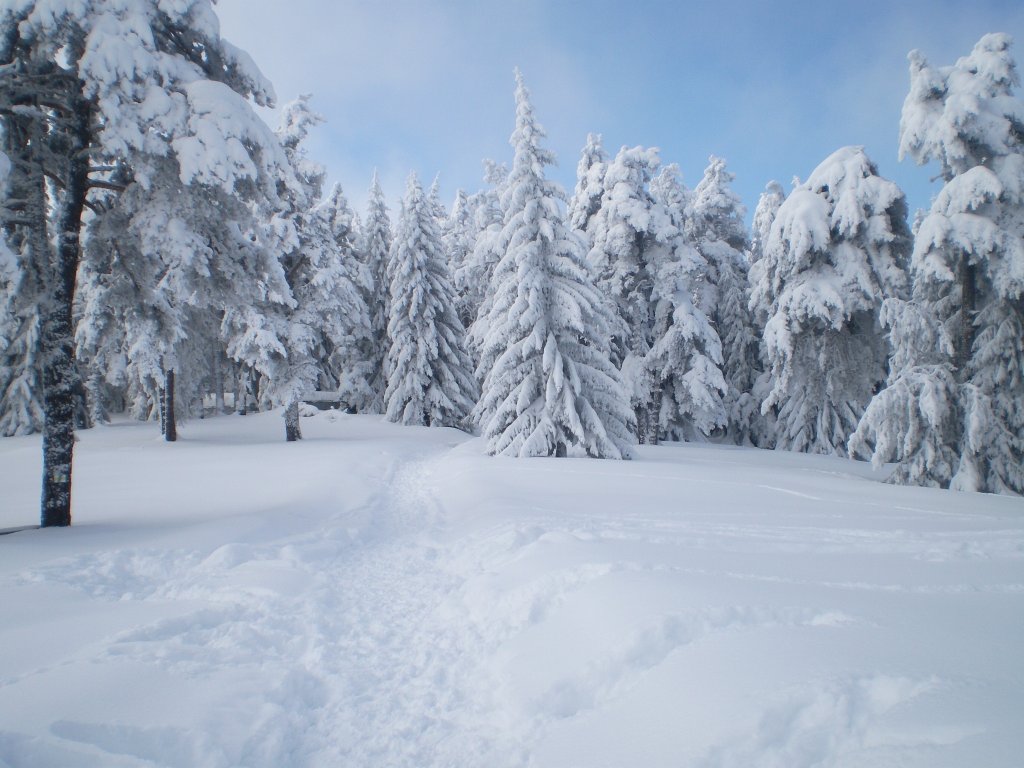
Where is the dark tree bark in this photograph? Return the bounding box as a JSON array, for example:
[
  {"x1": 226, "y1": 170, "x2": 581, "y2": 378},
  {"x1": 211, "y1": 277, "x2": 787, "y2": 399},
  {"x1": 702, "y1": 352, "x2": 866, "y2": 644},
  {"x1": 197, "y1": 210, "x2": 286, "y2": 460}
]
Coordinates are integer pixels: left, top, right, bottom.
[
  {"x1": 236, "y1": 366, "x2": 249, "y2": 415},
  {"x1": 250, "y1": 369, "x2": 261, "y2": 412},
  {"x1": 40, "y1": 94, "x2": 91, "y2": 528},
  {"x1": 648, "y1": 383, "x2": 662, "y2": 446},
  {"x1": 213, "y1": 353, "x2": 225, "y2": 414},
  {"x1": 635, "y1": 404, "x2": 651, "y2": 445},
  {"x1": 285, "y1": 401, "x2": 301, "y2": 442},
  {"x1": 159, "y1": 385, "x2": 167, "y2": 434},
  {"x1": 956, "y1": 255, "x2": 977, "y2": 377},
  {"x1": 164, "y1": 369, "x2": 177, "y2": 442}
]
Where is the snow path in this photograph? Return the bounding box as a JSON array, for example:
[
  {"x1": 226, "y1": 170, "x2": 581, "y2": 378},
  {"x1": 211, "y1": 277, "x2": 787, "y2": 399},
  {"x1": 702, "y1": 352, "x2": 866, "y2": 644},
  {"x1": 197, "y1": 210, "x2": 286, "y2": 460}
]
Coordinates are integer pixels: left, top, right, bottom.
[
  {"x1": 1, "y1": 412, "x2": 1023, "y2": 767},
  {"x1": 1, "y1": 419, "x2": 521, "y2": 766}
]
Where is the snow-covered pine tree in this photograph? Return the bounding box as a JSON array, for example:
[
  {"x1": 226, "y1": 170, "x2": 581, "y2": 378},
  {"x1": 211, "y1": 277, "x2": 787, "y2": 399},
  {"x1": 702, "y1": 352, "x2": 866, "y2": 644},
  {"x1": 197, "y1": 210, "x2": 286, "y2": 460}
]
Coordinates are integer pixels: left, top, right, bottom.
[
  {"x1": 567, "y1": 132, "x2": 608, "y2": 241},
  {"x1": 746, "y1": 180, "x2": 787, "y2": 447},
  {"x1": 0, "y1": 140, "x2": 44, "y2": 436},
  {"x1": 0, "y1": 274, "x2": 45, "y2": 435},
  {"x1": 427, "y1": 176, "x2": 448, "y2": 228},
  {"x1": 360, "y1": 171, "x2": 393, "y2": 413},
  {"x1": 0, "y1": 0, "x2": 293, "y2": 524},
  {"x1": 77, "y1": 156, "x2": 284, "y2": 439},
  {"x1": 690, "y1": 156, "x2": 758, "y2": 443},
  {"x1": 650, "y1": 162, "x2": 693, "y2": 226},
  {"x1": 849, "y1": 299, "x2": 960, "y2": 486},
  {"x1": 229, "y1": 96, "x2": 368, "y2": 441},
  {"x1": 757, "y1": 146, "x2": 911, "y2": 456},
  {"x1": 475, "y1": 71, "x2": 633, "y2": 458},
  {"x1": 237, "y1": 95, "x2": 318, "y2": 441},
  {"x1": 443, "y1": 189, "x2": 477, "y2": 328},
  {"x1": 749, "y1": 181, "x2": 786, "y2": 275},
  {"x1": 312, "y1": 182, "x2": 374, "y2": 412},
  {"x1": 851, "y1": 34, "x2": 1024, "y2": 494},
  {"x1": 585, "y1": 145, "x2": 668, "y2": 441},
  {"x1": 462, "y1": 159, "x2": 510, "y2": 357},
  {"x1": 647, "y1": 163, "x2": 727, "y2": 441},
  {"x1": 384, "y1": 172, "x2": 477, "y2": 428}
]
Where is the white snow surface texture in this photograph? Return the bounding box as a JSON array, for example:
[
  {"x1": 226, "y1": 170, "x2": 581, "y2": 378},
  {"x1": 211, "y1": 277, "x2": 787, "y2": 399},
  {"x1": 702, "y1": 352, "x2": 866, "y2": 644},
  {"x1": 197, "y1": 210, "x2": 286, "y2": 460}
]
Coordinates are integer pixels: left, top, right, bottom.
[{"x1": 1, "y1": 411, "x2": 1022, "y2": 767}]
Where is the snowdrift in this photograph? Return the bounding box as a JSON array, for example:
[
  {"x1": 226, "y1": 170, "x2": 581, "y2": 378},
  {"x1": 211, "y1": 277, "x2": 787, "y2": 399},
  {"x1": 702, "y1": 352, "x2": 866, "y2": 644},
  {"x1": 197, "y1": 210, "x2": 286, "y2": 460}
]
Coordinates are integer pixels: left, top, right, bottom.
[{"x1": 1, "y1": 411, "x2": 1022, "y2": 767}]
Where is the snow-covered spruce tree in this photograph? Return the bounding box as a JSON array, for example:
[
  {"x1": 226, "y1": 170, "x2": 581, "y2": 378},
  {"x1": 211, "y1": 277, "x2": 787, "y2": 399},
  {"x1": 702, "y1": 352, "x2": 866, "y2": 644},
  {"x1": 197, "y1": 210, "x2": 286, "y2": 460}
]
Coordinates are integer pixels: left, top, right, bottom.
[
  {"x1": 0, "y1": 0, "x2": 292, "y2": 525},
  {"x1": 849, "y1": 300, "x2": 960, "y2": 486},
  {"x1": 461, "y1": 159, "x2": 510, "y2": 358},
  {"x1": 757, "y1": 146, "x2": 911, "y2": 456},
  {"x1": 475, "y1": 71, "x2": 633, "y2": 458},
  {"x1": 73, "y1": 182, "x2": 130, "y2": 428},
  {"x1": 0, "y1": 264, "x2": 45, "y2": 435},
  {"x1": 78, "y1": 92, "x2": 302, "y2": 444},
  {"x1": 77, "y1": 155, "x2": 285, "y2": 441},
  {"x1": 650, "y1": 162, "x2": 693, "y2": 227},
  {"x1": 567, "y1": 132, "x2": 608, "y2": 241},
  {"x1": 313, "y1": 182, "x2": 374, "y2": 411},
  {"x1": 359, "y1": 171, "x2": 393, "y2": 413},
  {"x1": 647, "y1": 162, "x2": 727, "y2": 441},
  {"x1": 749, "y1": 181, "x2": 787, "y2": 276},
  {"x1": 443, "y1": 188, "x2": 477, "y2": 328},
  {"x1": 0, "y1": 137, "x2": 45, "y2": 436},
  {"x1": 384, "y1": 172, "x2": 477, "y2": 428},
  {"x1": 229, "y1": 96, "x2": 369, "y2": 441},
  {"x1": 427, "y1": 176, "x2": 448, "y2": 229},
  {"x1": 745, "y1": 180, "x2": 787, "y2": 447},
  {"x1": 852, "y1": 34, "x2": 1024, "y2": 494},
  {"x1": 586, "y1": 145, "x2": 670, "y2": 441},
  {"x1": 690, "y1": 156, "x2": 759, "y2": 443}
]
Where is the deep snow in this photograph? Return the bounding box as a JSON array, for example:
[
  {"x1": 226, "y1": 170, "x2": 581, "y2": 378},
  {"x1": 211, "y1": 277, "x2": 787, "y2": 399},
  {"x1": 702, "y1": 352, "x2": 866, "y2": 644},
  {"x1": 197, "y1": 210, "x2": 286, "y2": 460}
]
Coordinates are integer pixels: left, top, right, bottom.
[{"x1": 1, "y1": 411, "x2": 1022, "y2": 767}]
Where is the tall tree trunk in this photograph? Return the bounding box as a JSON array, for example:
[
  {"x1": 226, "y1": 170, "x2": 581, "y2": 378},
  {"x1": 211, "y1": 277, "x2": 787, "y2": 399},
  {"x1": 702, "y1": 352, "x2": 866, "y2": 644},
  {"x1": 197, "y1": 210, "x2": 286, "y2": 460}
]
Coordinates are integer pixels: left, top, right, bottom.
[
  {"x1": 285, "y1": 401, "x2": 301, "y2": 442},
  {"x1": 236, "y1": 365, "x2": 248, "y2": 415},
  {"x1": 648, "y1": 385, "x2": 662, "y2": 446},
  {"x1": 956, "y1": 255, "x2": 977, "y2": 378},
  {"x1": 213, "y1": 353, "x2": 225, "y2": 414},
  {"x1": 159, "y1": 385, "x2": 166, "y2": 433},
  {"x1": 164, "y1": 369, "x2": 177, "y2": 442},
  {"x1": 40, "y1": 98, "x2": 90, "y2": 528},
  {"x1": 250, "y1": 369, "x2": 261, "y2": 412},
  {"x1": 87, "y1": 370, "x2": 107, "y2": 426}
]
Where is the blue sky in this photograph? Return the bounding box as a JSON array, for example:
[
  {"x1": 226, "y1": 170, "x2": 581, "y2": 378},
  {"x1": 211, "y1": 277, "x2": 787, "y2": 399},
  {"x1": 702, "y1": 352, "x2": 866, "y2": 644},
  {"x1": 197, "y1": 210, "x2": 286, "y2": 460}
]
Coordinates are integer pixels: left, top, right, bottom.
[{"x1": 216, "y1": 0, "x2": 1024, "y2": 223}]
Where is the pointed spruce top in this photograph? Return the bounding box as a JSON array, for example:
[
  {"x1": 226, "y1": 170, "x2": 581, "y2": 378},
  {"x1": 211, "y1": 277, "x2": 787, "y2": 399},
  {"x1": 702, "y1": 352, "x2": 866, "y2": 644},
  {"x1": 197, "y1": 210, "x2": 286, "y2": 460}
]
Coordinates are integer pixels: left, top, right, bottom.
[
  {"x1": 510, "y1": 69, "x2": 555, "y2": 172},
  {"x1": 404, "y1": 170, "x2": 423, "y2": 202}
]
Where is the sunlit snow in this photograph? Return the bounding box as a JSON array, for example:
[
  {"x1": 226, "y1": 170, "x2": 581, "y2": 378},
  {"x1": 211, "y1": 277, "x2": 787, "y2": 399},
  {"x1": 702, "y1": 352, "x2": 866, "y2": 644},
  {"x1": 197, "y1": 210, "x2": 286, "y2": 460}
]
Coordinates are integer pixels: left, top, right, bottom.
[{"x1": 2, "y1": 410, "x2": 1021, "y2": 766}]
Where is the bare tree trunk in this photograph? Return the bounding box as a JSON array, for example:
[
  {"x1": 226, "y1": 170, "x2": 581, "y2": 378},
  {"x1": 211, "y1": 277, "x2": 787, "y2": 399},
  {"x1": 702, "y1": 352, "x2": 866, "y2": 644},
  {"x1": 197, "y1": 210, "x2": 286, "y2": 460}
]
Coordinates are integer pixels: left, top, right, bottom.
[
  {"x1": 213, "y1": 353, "x2": 225, "y2": 414},
  {"x1": 236, "y1": 365, "x2": 248, "y2": 415},
  {"x1": 285, "y1": 401, "x2": 301, "y2": 442},
  {"x1": 164, "y1": 369, "x2": 177, "y2": 442},
  {"x1": 956, "y1": 255, "x2": 977, "y2": 377},
  {"x1": 40, "y1": 97, "x2": 90, "y2": 528},
  {"x1": 158, "y1": 381, "x2": 166, "y2": 433},
  {"x1": 250, "y1": 369, "x2": 261, "y2": 412},
  {"x1": 635, "y1": 404, "x2": 649, "y2": 445},
  {"x1": 648, "y1": 385, "x2": 661, "y2": 446},
  {"x1": 87, "y1": 370, "x2": 108, "y2": 426}
]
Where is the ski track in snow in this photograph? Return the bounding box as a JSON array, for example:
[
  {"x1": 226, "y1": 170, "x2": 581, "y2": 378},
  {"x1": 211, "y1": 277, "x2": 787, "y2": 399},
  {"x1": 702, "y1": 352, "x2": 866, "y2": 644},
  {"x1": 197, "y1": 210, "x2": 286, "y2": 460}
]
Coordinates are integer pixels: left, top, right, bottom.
[
  {"x1": 1, "y1": 413, "x2": 1023, "y2": 767},
  {"x1": 4, "y1": 452, "x2": 518, "y2": 766}
]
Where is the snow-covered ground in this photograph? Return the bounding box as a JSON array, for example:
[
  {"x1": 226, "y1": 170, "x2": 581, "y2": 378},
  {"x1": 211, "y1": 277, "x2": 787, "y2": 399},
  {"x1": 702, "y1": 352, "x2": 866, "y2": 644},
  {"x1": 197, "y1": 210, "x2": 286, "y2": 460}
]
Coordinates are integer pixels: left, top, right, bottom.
[{"x1": 1, "y1": 411, "x2": 1022, "y2": 767}]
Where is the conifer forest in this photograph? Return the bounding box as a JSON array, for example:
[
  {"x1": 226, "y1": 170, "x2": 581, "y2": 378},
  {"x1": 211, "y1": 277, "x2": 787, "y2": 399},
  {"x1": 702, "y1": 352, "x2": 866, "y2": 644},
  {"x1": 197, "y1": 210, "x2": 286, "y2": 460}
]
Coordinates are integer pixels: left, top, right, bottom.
[{"x1": 1, "y1": 4, "x2": 1022, "y2": 766}]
